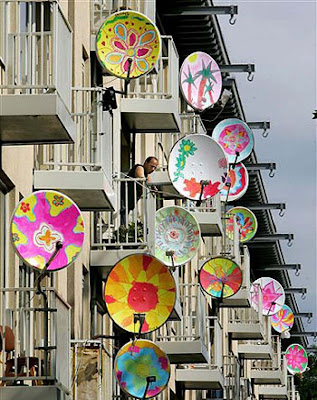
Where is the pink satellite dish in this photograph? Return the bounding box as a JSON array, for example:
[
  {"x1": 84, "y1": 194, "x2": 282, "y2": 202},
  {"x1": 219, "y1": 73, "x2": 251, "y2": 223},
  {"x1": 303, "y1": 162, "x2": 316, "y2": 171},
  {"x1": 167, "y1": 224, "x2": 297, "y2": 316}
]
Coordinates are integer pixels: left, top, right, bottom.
[{"x1": 180, "y1": 52, "x2": 222, "y2": 111}]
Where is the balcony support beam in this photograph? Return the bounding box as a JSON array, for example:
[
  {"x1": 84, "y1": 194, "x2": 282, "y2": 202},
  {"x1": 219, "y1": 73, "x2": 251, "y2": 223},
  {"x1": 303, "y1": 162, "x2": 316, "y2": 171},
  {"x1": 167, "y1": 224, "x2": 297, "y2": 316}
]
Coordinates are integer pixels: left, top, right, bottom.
[{"x1": 162, "y1": 5, "x2": 238, "y2": 17}]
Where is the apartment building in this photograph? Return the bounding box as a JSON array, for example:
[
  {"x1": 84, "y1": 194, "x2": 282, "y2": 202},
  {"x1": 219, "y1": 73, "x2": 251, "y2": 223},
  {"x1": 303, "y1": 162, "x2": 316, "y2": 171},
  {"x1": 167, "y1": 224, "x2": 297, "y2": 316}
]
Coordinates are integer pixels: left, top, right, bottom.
[{"x1": 0, "y1": 1, "x2": 309, "y2": 400}]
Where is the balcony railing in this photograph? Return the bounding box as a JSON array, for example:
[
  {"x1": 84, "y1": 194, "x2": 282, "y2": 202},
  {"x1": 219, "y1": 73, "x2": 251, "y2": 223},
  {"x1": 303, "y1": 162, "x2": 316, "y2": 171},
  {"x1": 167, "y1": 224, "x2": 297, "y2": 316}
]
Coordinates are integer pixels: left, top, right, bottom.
[
  {"x1": 1, "y1": 0, "x2": 72, "y2": 110},
  {"x1": 91, "y1": 0, "x2": 156, "y2": 35},
  {"x1": 34, "y1": 87, "x2": 112, "y2": 180},
  {"x1": 288, "y1": 375, "x2": 300, "y2": 400},
  {"x1": 251, "y1": 336, "x2": 282, "y2": 371},
  {"x1": 92, "y1": 177, "x2": 156, "y2": 249},
  {"x1": 71, "y1": 339, "x2": 113, "y2": 400},
  {"x1": 124, "y1": 36, "x2": 178, "y2": 101},
  {"x1": 155, "y1": 113, "x2": 207, "y2": 171},
  {"x1": 156, "y1": 284, "x2": 222, "y2": 366},
  {"x1": 0, "y1": 287, "x2": 70, "y2": 391}
]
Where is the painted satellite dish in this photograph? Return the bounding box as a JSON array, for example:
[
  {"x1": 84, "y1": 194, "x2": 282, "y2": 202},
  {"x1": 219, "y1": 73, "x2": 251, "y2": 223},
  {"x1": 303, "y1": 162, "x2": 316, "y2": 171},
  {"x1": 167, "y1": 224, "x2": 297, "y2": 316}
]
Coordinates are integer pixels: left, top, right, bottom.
[
  {"x1": 199, "y1": 257, "x2": 242, "y2": 299},
  {"x1": 104, "y1": 254, "x2": 175, "y2": 333},
  {"x1": 285, "y1": 344, "x2": 308, "y2": 375},
  {"x1": 225, "y1": 206, "x2": 257, "y2": 243},
  {"x1": 168, "y1": 134, "x2": 228, "y2": 201},
  {"x1": 115, "y1": 339, "x2": 170, "y2": 399},
  {"x1": 180, "y1": 51, "x2": 222, "y2": 111},
  {"x1": 96, "y1": 10, "x2": 161, "y2": 79},
  {"x1": 271, "y1": 304, "x2": 294, "y2": 333},
  {"x1": 219, "y1": 163, "x2": 249, "y2": 202},
  {"x1": 11, "y1": 190, "x2": 84, "y2": 271},
  {"x1": 155, "y1": 206, "x2": 200, "y2": 267},
  {"x1": 212, "y1": 118, "x2": 254, "y2": 163},
  {"x1": 250, "y1": 277, "x2": 285, "y2": 316}
]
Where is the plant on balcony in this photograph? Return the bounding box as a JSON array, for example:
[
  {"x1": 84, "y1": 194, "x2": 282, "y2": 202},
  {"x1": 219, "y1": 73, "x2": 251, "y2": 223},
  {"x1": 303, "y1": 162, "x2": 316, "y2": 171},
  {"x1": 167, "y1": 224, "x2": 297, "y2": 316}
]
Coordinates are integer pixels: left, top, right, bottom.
[{"x1": 117, "y1": 221, "x2": 144, "y2": 244}]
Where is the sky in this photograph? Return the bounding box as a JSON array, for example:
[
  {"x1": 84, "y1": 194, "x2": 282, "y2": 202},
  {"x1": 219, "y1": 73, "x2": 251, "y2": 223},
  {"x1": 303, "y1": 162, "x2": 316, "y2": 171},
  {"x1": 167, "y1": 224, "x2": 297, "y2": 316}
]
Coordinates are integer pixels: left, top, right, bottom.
[{"x1": 215, "y1": 0, "x2": 317, "y2": 340}]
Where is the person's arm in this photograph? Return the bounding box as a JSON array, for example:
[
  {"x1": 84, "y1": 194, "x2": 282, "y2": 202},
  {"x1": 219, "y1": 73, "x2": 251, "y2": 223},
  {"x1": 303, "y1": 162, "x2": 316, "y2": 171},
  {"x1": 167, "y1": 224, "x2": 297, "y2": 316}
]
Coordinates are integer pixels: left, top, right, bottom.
[{"x1": 134, "y1": 165, "x2": 145, "y2": 178}]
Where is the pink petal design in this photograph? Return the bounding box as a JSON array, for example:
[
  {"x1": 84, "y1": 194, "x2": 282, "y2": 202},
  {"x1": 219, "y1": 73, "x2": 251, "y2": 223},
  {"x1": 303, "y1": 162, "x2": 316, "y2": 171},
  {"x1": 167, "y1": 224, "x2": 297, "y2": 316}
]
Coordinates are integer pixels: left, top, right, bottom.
[
  {"x1": 137, "y1": 47, "x2": 151, "y2": 57},
  {"x1": 110, "y1": 37, "x2": 127, "y2": 53},
  {"x1": 127, "y1": 29, "x2": 138, "y2": 47},
  {"x1": 123, "y1": 58, "x2": 134, "y2": 72}
]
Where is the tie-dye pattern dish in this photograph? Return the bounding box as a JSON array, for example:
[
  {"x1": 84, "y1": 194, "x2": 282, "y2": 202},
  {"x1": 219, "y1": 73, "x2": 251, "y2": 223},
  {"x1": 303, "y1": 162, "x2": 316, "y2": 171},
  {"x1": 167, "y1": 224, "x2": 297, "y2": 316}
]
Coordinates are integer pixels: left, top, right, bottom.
[
  {"x1": 199, "y1": 257, "x2": 243, "y2": 299},
  {"x1": 115, "y1": 339, "x2": 170, "y2": 399},
  {"x1": 225, "y1": 206, "x2": 257, "y2": 243},
  {"x1": 220, "y1": 163, "x2": 249, "y2": 202},
  {"x1": 271, "y1": 304, "x2": 294, "y2": 333},
  {"x1": 11, "y1": 190, "x2": 84, "y2": 271}
]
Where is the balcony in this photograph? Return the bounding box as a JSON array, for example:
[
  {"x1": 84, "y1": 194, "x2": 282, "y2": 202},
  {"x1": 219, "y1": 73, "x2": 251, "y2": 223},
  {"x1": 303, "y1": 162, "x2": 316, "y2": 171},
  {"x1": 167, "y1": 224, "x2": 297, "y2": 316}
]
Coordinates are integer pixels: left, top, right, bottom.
[
  {"x1": 173, "y1": 317, "x2": 224, "y2": 390},
  {"x1": 156, "y1": 284, "x2": 221, "y2": 365},
  {"x1": 251, "y1": 336, "x2": 286, "y2": 385},
  {"x1": 71, "y1": 340, "x2": 112, "y2": 400},
  {"x1": 119, "y1": 36, "x2": 180, "y2": 133},
  {"x1": 288, "y1": 375, "x2": 300, "y2": 400},
  {"x1": 237, "y1": 317, "x2": 272, "y2": 360},
  {"x1": 0, "y1": 287, "x2": 70, "y2": 399},
  {"x1": 221, "y1": 246, "x2": 251, "y2": 307},
  {"x1": 90, "y1": 177, "x2": 156, "y2": 273},
  {"x1": 0, "y1": 0, "x2": 75, "y2": 145},
  {"x1": 33, "y1": 88, "x2": 115, "y2": 211},
  {"x1": 227, "y1": 288, "x2": 265, "y2": 340}
]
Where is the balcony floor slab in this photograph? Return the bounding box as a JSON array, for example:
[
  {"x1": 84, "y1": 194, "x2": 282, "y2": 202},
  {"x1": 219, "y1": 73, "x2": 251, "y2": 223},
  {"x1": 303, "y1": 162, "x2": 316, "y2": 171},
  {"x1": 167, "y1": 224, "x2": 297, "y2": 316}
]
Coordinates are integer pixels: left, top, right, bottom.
[
  {"x1": 238, "y1": 343, "x2": 272, "y2": 360},
  {"x1": 0, "y1": 93, "x2": 75, "y2": 144},
  {"x1": 257, "y1": 385, "x2": 288, "y2": 399},
  {"x1": 34, "y1": 170, "x2": 115, "y2": 211},
  {"x1": 156, "y1": 340, "x2": 209, "y2": 364},
  {"x1": 176, "y1": 367, "x2": 224, "y2": 390},
  {"x1": 121, "y1": 98, "x2": 181, "y2": 133},
  {"x1": 228, "y1": 322, "x2": 265, "y2": 340},
  {"x1": 251, "y1": 369, "x2": 283, "y2": 385}
]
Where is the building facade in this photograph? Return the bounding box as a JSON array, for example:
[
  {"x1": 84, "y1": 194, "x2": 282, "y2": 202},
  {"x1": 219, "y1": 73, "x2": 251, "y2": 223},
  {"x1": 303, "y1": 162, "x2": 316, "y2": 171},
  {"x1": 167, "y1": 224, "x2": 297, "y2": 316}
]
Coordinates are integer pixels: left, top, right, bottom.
[{"x1": 0, "y1": 1, "x2": 308, "y2": 400}]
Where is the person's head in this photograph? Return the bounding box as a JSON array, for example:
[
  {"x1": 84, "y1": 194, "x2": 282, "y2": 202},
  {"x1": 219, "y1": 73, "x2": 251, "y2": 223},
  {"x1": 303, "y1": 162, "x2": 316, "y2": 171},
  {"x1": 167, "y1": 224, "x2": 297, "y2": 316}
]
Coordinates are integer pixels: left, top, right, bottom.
[{"x1": 143, "y1": 156, "x2": 158, "y2": 175}]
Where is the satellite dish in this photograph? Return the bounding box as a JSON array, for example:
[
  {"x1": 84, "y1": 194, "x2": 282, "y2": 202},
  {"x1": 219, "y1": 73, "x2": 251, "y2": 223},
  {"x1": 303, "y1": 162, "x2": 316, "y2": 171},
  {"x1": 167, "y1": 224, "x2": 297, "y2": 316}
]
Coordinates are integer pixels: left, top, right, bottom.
[
  {"x1": 104, "y1": 254, "x2": 175, "y2": 333},
  {"x1": 199, "y1": 257, "x2": 243, "y2": 299},
  {"x1": 168, "y1": 134, "x2": 228, "y2": 201},
  {"x1": 155, "y1": 206, "x2": 200, "y2": 267},
  {"x1": 250, "y1": 277, "x2": 285, "y2": 316},
  {"x1": 220, "y1": 163, "x2": 249, "y2": 202},
  {"x1": 271, "y1": 304, "x2": 294, "y2": 333},
  {"x1": 212, "y1": 118, "x2": 254, "y2": 163},
  {"x1": 115, "y1": 339, "x2": 170, "y2": 399},
  {"x1": 96, "y1": 10, "x2": 161, "y2": 79},
  {"x1": 11, "y1": 190, "x2": 84, "y2": 272},
  {"x1": 225, "y1": 206, "x2": 258, "y2": 243},
  {"x1": 180, "y1": 51, "x2": 222, "y2": 111},
  {"x1": 285, "y1": 344, "x2": 308, "y2": 375}
]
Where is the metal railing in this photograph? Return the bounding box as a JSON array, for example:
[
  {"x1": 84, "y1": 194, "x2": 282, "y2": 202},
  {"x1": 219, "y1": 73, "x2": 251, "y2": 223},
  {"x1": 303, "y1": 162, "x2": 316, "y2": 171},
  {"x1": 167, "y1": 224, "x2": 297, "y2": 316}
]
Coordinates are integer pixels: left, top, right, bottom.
[
  {"x1": 71, "y1": 339, "x2": 112, "y2": 400},
  {"x1": 91, "y1": 0, "x2": 156, "y2": 35},
  {"x1": 223, "y1": 355, "x2": 240, "y2": 400},
  {"x1": 92, "y1": 177, "x2": 156, "y2": 250},
  {"x1": 155, "y1": 113, "x2": 207, "y2": 171},
  {"x1": 251, "y1": 336, "x2": 282, "y2": 371},
  {"x1": 0, "y1": 287, "x2": 70, "y2": 390},
  {"x1": 124, "y1": 36, "x2": 179, "y2": 100},
  {"x1": 228, "y1": 286, "x2": 264, "y2": 326},
  {"x1": 156, "y1": 284, "x2": 222, "y2": 367},
  {"x1": 288, "y1": 375, "x2": 300, "y2": 400},
  {"x1": 1, "y1": 0, "x2": 72, "y2": 110},
  {"x1": 34, "y1": 87, "x2": 113, "y2": 182}
]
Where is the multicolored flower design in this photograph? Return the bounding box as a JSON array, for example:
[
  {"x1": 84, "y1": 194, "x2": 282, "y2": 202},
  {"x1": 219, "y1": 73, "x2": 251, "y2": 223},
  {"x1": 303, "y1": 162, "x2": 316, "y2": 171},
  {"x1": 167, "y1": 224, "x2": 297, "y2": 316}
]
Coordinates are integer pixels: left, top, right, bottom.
[
  {"x1": 199, "y1": 257, "x2": 242, "y2": 299},
  {"x1": 115, "y1": 340, "x2": 170, "y2": 399},
  {"x1": 96, "y1": 11, "x2": 160, "y2": 78},
  {"x1": 11, "y1": 190, "x2": 84, "y2": 271},
  {"x1": 225, "y1": 207, "x2": 258, "y2": 243},
  {"x1": 104, "y1": 254, "x2": 175, "y2": 333},
  {"x1": 173, "y1": 139, "x2": 198, "y2": 183},
  {"x1": 220, "y1": 163, "x2": 249, "y2": 202},
  {"x1": 285, "y1": 344, "x2": 308, "y2": 375},
  {"x1": 212, "y1": 119, "x2": 254, "y2": 163},
  {"x1": 155, "y1": 206, "x2": 200, "y2": 266}
]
